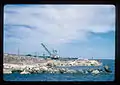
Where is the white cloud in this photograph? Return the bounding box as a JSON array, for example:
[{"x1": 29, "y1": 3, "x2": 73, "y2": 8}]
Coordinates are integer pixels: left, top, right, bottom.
[{"x1": 4, "y1": 5, "x2": 115, "y2": 54}]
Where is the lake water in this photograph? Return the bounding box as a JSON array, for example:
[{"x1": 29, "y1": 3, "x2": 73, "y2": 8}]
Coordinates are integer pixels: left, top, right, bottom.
[{"x1": 3, "y1": 59, "x2": 115, "y2": 81}]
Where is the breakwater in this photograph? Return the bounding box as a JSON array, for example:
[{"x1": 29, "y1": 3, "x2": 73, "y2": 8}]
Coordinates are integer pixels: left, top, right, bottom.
[{"x1": 4, "y1": 54, "x2": 111, "y2": 75}]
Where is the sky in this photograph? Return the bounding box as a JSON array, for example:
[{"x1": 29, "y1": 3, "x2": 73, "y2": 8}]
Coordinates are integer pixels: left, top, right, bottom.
[{"x1": 4, "y1": 4, "x2": 115, "y2": 59}]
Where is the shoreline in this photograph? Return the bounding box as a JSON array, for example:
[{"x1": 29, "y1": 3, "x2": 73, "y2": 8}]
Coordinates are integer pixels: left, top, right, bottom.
[{"x1": 4, "y1": 54, "x2": 112, "y2": 75}]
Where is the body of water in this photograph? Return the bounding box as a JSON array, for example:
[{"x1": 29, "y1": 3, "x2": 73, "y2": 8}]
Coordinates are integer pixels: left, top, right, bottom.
[{"x1": 3, "y1": 59, "x2": 115, "y2": 81}]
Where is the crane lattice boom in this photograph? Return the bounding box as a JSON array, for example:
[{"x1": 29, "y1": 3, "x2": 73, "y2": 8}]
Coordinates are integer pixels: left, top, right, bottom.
[{"x1": 41, "y1": 43, "x2": 52, "y2": 56}]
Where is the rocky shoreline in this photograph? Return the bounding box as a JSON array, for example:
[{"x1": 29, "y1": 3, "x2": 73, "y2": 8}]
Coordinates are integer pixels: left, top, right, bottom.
[
  {"x1": 3, "y1": 63, "x2": 111, "y2": 75},
  {"x1": 3, "y1": 54, "x2": 111, "y2": 75}
]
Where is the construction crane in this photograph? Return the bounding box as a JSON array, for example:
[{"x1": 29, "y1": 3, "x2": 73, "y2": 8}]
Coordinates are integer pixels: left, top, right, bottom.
[
  {"x1": 41, "y1": 43, "x2": 59, "y2": 59},
  {"x1": 41, "y1": 43, "x2": 52, "y2": 56}
]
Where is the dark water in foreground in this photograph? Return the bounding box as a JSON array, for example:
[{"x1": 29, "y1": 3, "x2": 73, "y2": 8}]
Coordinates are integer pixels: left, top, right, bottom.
[{"x1": 3, "y1": 59, "x2": 115, "y2": 81}]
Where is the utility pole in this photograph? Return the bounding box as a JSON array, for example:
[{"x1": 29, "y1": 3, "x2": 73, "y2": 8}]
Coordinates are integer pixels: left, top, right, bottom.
[
  {"x1": 18, "y1": 48, "x2": 19, "y2": 57},
  {"x1": 35, "y1": 52, "x2": 37, "y2": 57},
  {"x1": 92, "y1": 57, "x2": 93, "y2": 60}
]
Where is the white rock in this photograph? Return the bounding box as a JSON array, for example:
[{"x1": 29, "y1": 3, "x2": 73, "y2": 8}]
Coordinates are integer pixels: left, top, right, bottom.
[
  {"x1": 3, "y1": 69, "x2": 12, "y2": 74},
  {"x1": 40, "y1": 66, "x2": 48, "y2": 71},
  {"x1": 20, "y1": 70, "x2": 30, "y2": 74},
  {"x1": 33, "y1": 67, "x2": 40, "y2": 71},
  {"x1": 91, "y1": 70, "x2": 100, "y2": 74}
]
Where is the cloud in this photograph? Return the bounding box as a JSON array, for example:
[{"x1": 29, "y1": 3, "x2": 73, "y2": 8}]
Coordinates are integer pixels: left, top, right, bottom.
[{"x1": 4, "y1": 5, "x2": 115, "y2": 54}]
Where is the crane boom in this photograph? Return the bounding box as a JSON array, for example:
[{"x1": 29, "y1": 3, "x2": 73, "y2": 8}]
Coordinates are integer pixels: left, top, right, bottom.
[{"x1": 41, "y1": 43, "x2": 52, "y2": 56}]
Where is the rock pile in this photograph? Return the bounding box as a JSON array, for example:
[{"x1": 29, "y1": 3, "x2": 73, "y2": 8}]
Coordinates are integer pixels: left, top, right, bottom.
[
  {"x1": 4, "y1": 54, "x2": 102, "y2": 67},
  {"x1": 3, "y1": 63, "x2": 111, "y2": 74},
  {"x1": 4, "y1": 54, "x2": 111, "y2": 75}
]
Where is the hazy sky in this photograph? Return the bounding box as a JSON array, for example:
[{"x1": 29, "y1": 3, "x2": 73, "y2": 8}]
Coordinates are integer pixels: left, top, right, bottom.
[{"x1": 4, "y1": 4, "x2": 115, "y2": 59}]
